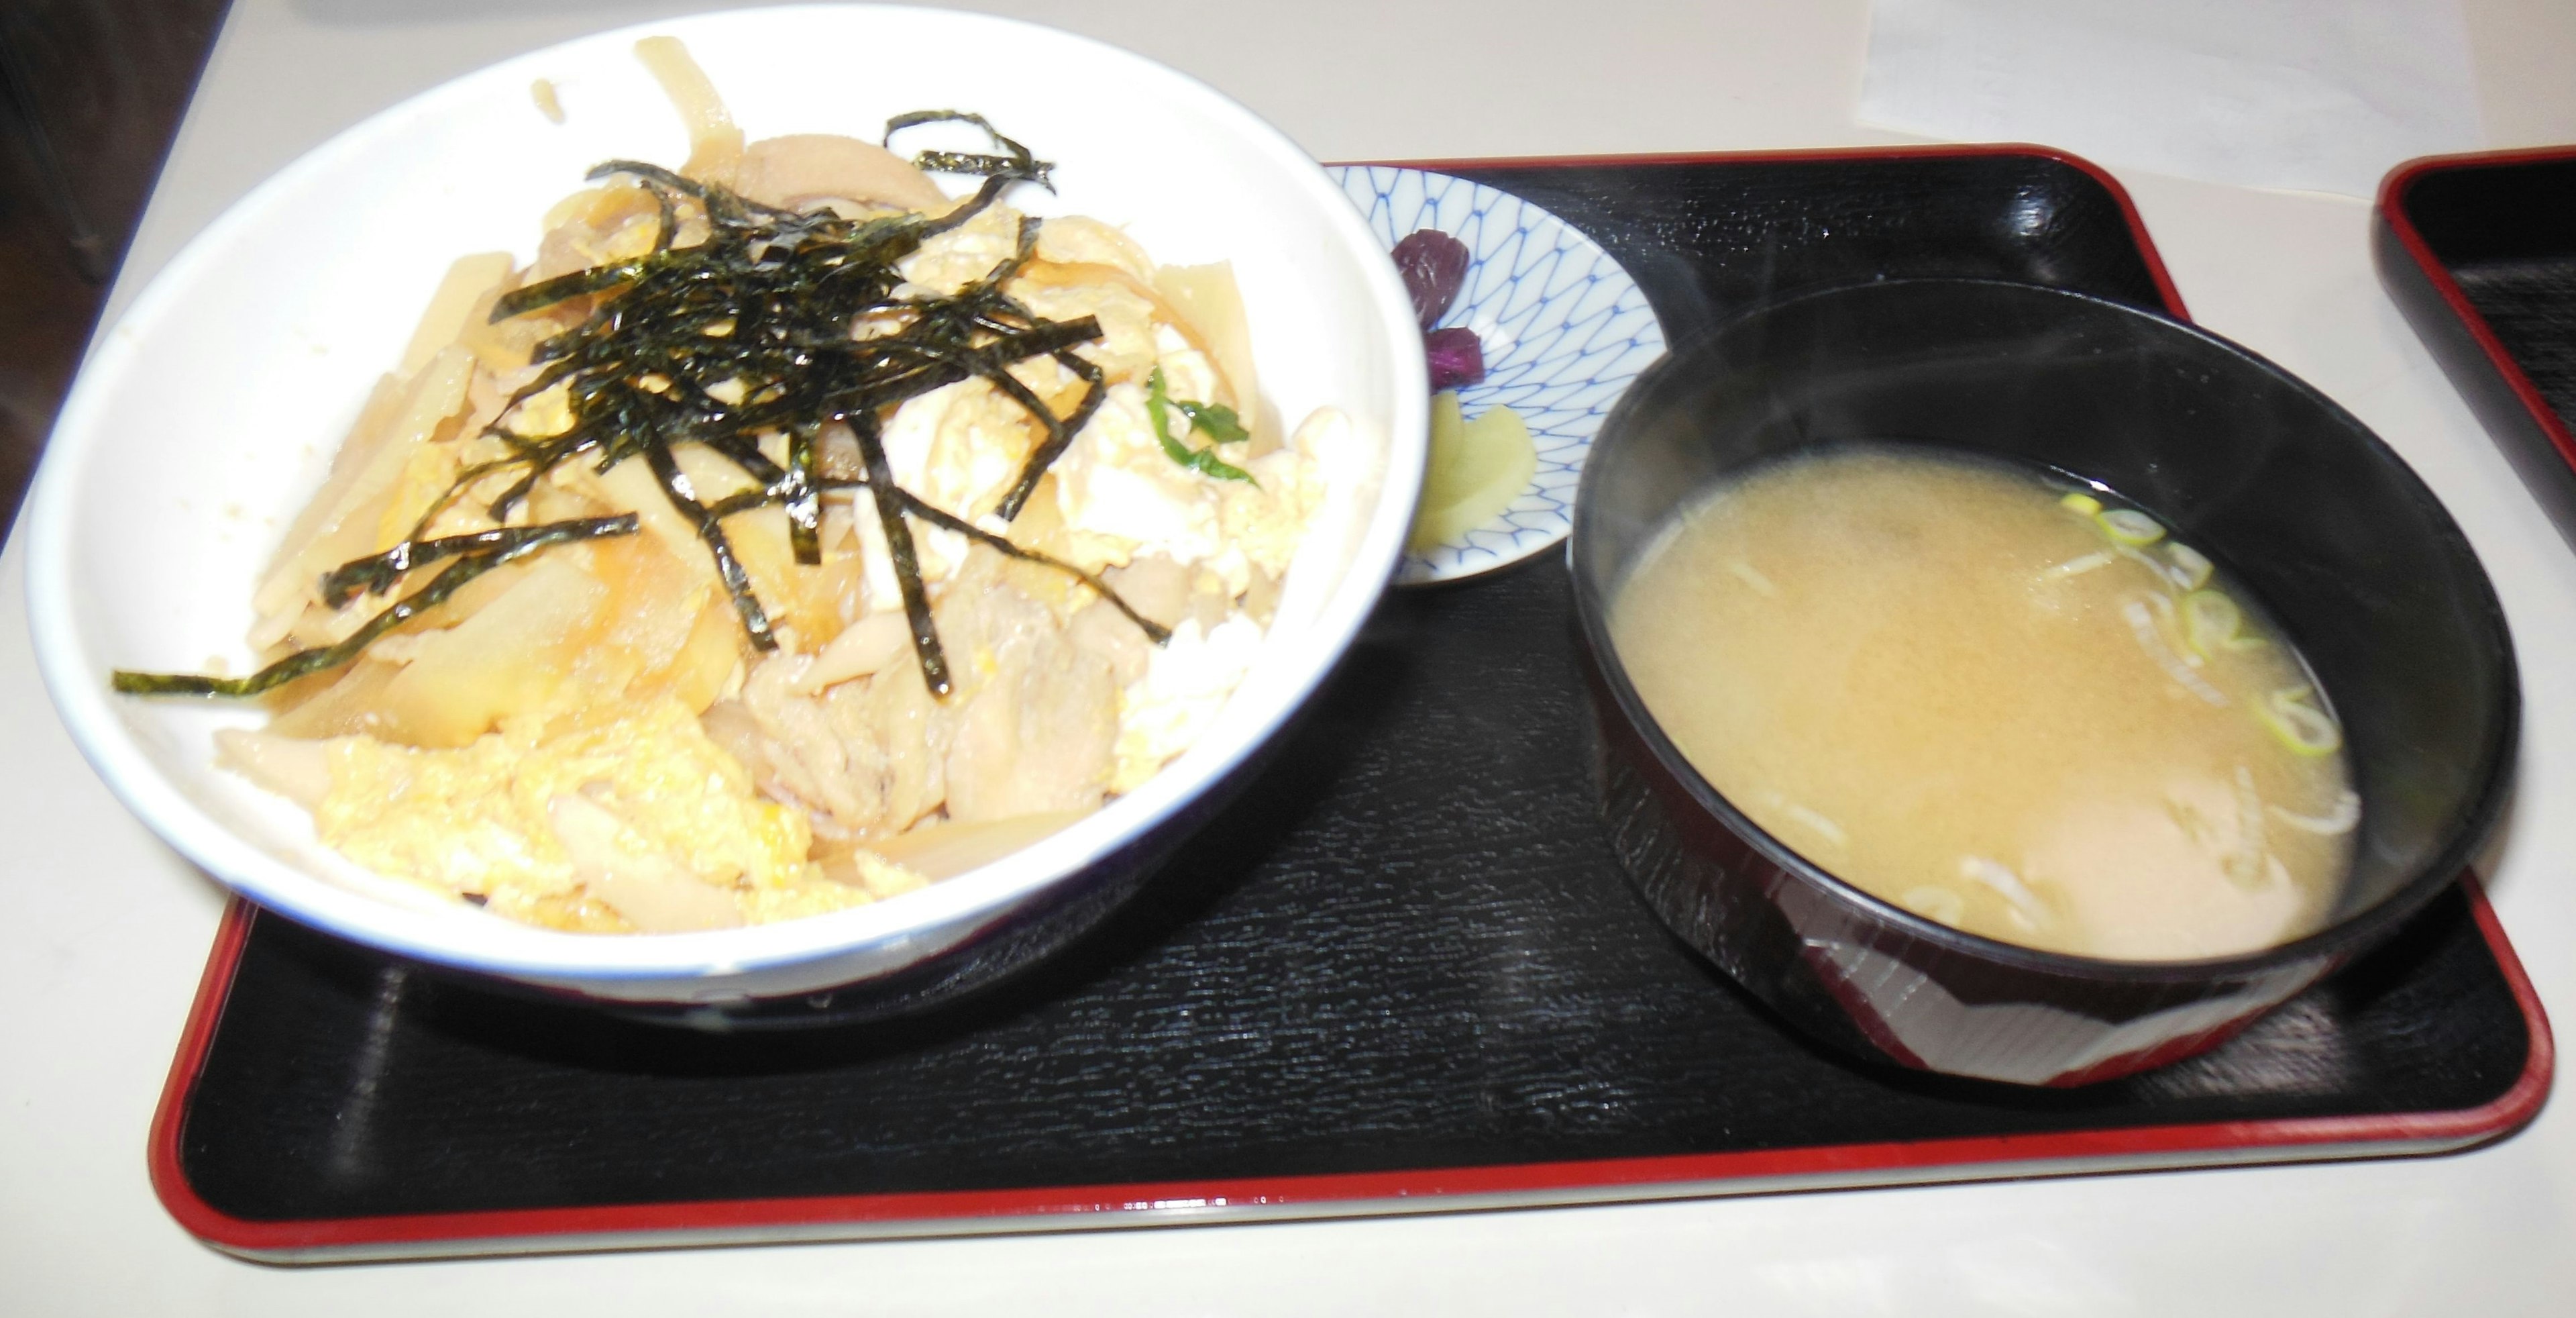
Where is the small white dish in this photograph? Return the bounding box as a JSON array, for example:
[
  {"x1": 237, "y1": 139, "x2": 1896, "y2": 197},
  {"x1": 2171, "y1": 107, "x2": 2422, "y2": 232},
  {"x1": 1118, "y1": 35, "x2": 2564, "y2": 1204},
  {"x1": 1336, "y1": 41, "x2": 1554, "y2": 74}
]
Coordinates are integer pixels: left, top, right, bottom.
[
  {"x1": 23, "y1": 5, "x2": 1426, "y2": 1004},
  {"x1": 1330, "y1": 165, "x2": 1667, "y2": 585}
]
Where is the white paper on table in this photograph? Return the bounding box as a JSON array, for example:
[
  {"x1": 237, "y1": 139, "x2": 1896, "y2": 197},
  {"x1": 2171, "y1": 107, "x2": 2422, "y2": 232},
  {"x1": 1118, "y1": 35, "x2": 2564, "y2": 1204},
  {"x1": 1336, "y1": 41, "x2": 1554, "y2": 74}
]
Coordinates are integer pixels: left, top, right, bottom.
[{"x1": 1859, "y1": 0, "x2": 2483, "y2": 198}]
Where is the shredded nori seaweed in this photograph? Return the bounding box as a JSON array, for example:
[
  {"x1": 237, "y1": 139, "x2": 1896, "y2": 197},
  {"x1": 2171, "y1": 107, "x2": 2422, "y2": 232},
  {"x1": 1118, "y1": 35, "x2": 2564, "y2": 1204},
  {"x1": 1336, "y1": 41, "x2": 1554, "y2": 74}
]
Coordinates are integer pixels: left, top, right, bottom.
[
  {"x1": 113, "y1": 515, "x2": 639, "y2": 697},
  {"x1": 457, "y1": 121, "x2": 1145, "y2": 680},
  {"x1": 317, "y1": 515, "x2": 639, "y2": 609},
  {"x1": 851, "y1": 408, "x2": 950, "y2": 697},
  {"x1": 121, "y1": 112, "x2": 1184, "y2": 704},
  {"x1": 688, "y1": 472, "x2": 1164, "y2": 644},
  {"x1": 883, "y1": 110, "x2": 1056, "y2": 190}
]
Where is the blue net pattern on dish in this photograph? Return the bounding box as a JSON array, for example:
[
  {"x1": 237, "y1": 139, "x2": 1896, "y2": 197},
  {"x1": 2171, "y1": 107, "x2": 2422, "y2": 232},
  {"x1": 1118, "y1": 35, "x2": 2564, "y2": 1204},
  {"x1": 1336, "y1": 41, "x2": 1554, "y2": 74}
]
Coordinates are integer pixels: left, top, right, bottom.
[{"x1": 1329, "y1": 166, "x2": 1667, "y2": 583}]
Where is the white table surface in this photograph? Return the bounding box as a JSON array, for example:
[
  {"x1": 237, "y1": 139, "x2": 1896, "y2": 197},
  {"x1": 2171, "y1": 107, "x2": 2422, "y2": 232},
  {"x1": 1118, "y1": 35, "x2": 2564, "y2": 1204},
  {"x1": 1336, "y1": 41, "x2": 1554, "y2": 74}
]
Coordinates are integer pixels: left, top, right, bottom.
[{"x1": 7, "y1": 1, "x2": 2575, "y2": 1312}]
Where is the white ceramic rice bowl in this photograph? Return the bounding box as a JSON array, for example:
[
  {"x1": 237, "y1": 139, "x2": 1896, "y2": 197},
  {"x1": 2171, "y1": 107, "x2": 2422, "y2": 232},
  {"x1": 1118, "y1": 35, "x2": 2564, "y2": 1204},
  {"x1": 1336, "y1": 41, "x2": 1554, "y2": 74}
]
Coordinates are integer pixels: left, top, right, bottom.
[{"x1": 23, "y1": 5, "x2": 1426, "y2": 1005}]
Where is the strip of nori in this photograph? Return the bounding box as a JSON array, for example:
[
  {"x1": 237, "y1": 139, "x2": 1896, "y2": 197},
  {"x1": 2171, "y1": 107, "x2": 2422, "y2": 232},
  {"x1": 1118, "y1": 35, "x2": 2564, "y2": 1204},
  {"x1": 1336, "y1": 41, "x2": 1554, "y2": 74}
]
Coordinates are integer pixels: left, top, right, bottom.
[
  {"x1": 883, "y1": 110, "x2": 1055, "y2": 191},
  {"x1": 783, "y1": 426, "x2": 822, "y2": 565},
  {"x1": 114, "y1": 516, "x2": 639, "y2": 698},
  {"x1": 849, "y1": 411, "x2": 950, "y2": 696},
  {"x1": 994, "y1": 350, "x2": 1106, "y2": 521},
  {"x1": 893, "y1": 491, "x2": 1171, "y2": 646},
  {"x1": 318, "y1": 515, "x2": 639, "y2": 608},
  {"x1": 693, "y1": 475, "x2": 1166, "y2": 648},
  {"x1": 644, "y1": 444, "x2": 777, "y2": 652}
]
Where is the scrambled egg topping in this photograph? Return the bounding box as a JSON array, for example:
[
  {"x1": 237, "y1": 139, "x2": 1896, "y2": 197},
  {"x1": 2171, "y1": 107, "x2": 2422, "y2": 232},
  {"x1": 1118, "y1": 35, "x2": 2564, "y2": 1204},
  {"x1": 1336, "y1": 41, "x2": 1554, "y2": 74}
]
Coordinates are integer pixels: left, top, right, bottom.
[
  {"x1": 249, "y1": 189, "x2": 1336, "y2": 935},
  {"x1": 317, "y1": 697, "x2": 911, "y2": 933}
]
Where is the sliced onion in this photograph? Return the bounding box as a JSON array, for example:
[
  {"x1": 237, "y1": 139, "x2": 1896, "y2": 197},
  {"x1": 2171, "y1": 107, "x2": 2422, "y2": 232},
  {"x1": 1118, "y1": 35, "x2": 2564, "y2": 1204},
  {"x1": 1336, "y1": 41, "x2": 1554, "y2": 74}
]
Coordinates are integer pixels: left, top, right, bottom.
[
  {"x1": 2123, "y1": 597, "x2": 2229, "y2": 705},
  {"x1": 2224, "y1": 765, "x2": 2271, "y2": 889},
  {"x1": 2271, "y1": 790, "x2": 2361, "y2": 835},
  {"x1": 2139, "y1": 587, "x2": 2203, "y2": 666},
  {"x1": 1899, "y1": 884, "x2": 1967, "y2": 925},
  {"x1": 1728, "y1": 558, "x2": 1780, "y2": 597},
  {"x1": 2041, "y1": 550, "x2": 2113, "y2": 580},
  {"x1": 1754, "y1": 790, "x2": 1845, "y2": 848},
  {"x1": 1960, "y1": 856, "x2": 2051, "y2": 929},
  {"x1": 634, "y1": 36, "x2": 743, "y2": 186},
  {"x1": 1780, "y1": 803, "x2": 1845, "y2": 848},
  {"x1": 2115, "y1": 543, "x2": 2191, "y2": 595}
]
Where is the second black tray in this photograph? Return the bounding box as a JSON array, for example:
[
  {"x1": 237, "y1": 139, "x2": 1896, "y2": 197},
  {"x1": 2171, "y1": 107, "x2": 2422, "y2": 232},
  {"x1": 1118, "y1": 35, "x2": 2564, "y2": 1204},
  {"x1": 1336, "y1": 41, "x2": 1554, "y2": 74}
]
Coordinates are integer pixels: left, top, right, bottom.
[{"x1": 2379, "y1": 147, "x2": 2576, "y2": 546}]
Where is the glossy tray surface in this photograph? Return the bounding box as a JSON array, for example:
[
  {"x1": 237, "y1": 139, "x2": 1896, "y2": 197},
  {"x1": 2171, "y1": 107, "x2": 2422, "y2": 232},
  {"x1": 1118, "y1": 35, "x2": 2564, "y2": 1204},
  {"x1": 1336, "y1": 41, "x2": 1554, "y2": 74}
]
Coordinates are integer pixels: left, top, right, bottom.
[{"x1": 160, "y1": 149, "x2": 2548, "y2": 1261}]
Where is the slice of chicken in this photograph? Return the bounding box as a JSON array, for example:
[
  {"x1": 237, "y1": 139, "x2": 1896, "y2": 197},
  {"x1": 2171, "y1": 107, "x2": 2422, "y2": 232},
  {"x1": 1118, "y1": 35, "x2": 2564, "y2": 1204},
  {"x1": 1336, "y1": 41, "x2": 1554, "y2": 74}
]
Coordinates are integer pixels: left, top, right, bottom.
[{"x1": 943, "y1": 618, "x2": 1117, "y2": 823}]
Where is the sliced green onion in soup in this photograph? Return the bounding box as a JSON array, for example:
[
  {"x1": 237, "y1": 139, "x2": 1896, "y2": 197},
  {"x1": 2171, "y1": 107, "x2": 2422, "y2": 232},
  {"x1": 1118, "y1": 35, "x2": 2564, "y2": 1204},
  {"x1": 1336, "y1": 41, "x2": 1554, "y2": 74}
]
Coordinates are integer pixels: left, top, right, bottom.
[
  {"x1": 2181, "y1": 587, "x2": 2266, "y2": 656},
  {"x1": 2256, "y1": 685, "x2": 2343, "y2": 757},
  {"x1": 2166, "y1": 542, "x2": 2214, "y2": 591},
  {"x1": 2182, "y1": 589, "x2": 2244, "y2": 657},
  {"x1": 2096, "y1": 508, "x2": 2166, "y2": 546},
  {"x1": 2059, "y1": 491, "x2": 2104, "y2": 517}
]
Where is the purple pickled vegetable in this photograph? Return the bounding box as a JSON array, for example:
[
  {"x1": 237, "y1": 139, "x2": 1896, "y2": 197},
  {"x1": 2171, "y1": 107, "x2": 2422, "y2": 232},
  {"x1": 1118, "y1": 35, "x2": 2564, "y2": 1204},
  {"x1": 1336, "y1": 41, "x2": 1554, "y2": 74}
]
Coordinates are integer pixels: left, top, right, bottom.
[
  {"x1": 1424, "y1": 326, "x2": 1485, "y2": 391},
  {"x1": 1394, "y1": 229, "x2": 1483, "y2": 391},
  {"x1": 1393, "y1": 229, "x2": 1471, "y2": 330}
]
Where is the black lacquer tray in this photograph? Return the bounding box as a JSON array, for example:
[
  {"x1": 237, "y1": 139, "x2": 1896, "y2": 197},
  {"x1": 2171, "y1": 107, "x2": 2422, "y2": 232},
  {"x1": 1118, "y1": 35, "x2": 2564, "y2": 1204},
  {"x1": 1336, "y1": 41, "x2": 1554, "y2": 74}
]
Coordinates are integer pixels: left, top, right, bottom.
[
  {"x1": 155, "y1": 148, "x2": 2553, "y2": 1262},
  {"x1": 2379, "y1": 147, "x2": 2576, "y2": 547}
]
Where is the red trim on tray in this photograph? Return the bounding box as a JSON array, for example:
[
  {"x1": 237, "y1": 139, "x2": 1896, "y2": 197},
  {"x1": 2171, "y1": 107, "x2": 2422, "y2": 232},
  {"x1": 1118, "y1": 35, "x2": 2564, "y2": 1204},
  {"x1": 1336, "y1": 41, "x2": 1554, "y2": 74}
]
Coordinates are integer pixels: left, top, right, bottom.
[
  {"x1": 150, "y1": 874, "x2": 2554, "y2": 1258},
  {"x1": 1352, "y1": 143, "x2": 2191, "y2": 321},
  {"x1": 146, "y1": 899, "x2": 254, "y2": 1237},
  {"x1": 2377, "y1": 148, "x2": 2576, "y2": 476},
  {"x1": 2457, "y1": 870, "x2": 2555, "y2": 1131}
]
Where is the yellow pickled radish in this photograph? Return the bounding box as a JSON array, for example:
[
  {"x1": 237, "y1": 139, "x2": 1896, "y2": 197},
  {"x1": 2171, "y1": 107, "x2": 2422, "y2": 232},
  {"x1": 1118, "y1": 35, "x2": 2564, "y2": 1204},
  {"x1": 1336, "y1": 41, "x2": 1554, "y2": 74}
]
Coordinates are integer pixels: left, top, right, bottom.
[
  {"x1": 1416, "y1": 392, "x2": 1490, "y2": 507},
  {"x1": 1409, "y1": 392, "x2": 1537, "y2": 551}
]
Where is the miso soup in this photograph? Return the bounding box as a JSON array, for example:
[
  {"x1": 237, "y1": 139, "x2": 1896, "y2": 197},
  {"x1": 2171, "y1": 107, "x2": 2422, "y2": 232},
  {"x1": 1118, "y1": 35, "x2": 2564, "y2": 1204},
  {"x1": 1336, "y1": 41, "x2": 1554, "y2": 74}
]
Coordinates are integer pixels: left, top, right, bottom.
[{"x1": 1609, "y1": 447, "x2": 2356, "y2": 960}]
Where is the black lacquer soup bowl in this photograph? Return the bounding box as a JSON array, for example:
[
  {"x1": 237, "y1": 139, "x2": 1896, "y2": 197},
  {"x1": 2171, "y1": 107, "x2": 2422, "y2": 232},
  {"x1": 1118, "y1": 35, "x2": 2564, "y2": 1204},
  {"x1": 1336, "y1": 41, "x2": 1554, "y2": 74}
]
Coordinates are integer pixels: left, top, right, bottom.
[{"x1": 1570, "y1": 278, "x2": 2518, "y2": 1086}]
